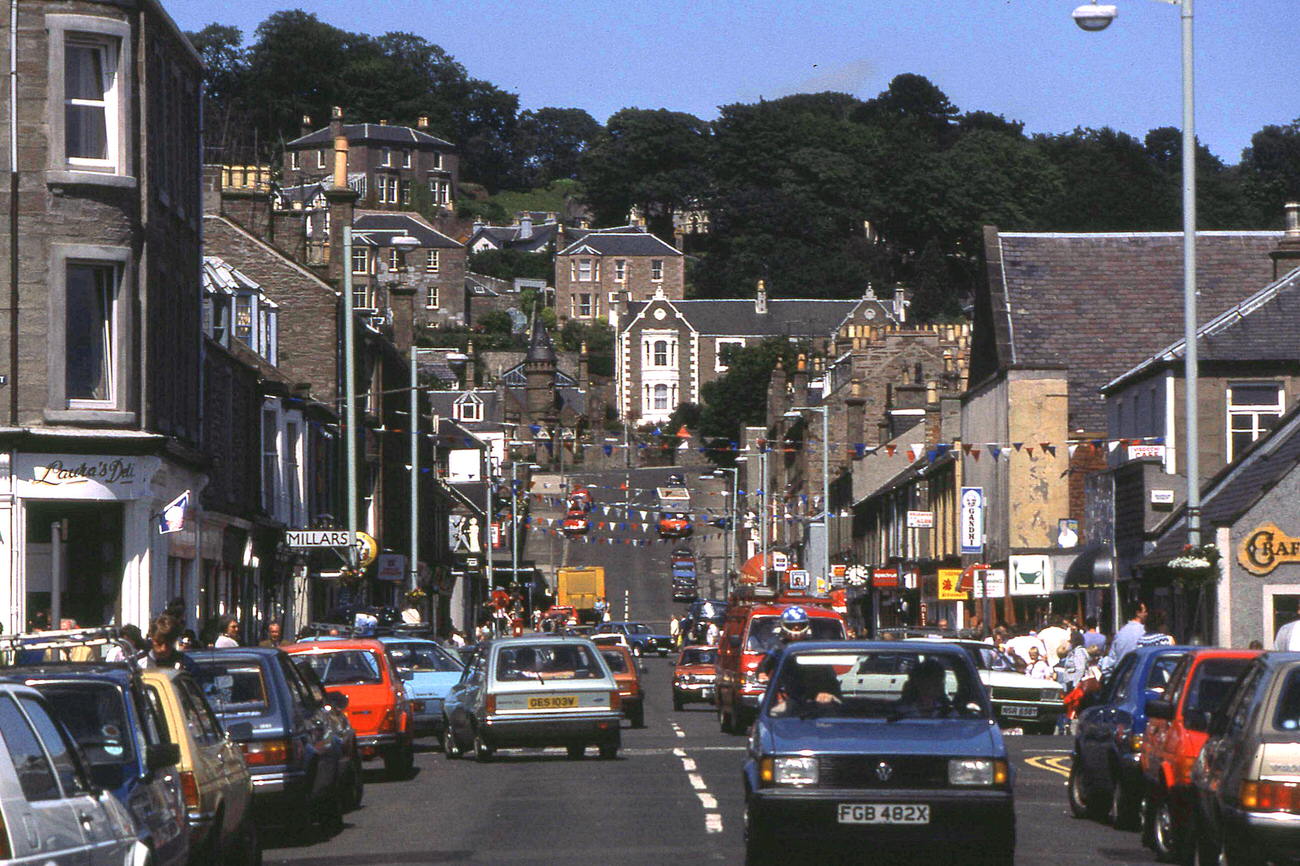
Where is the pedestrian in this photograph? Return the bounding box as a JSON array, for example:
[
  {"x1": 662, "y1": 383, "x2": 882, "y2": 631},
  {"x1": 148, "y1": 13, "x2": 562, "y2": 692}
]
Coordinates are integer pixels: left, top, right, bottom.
[
  {"x1": 259, "y1": 622, "x2": 284, "y2": 648},
  {"x1": 1006, "y1": 629, "x2": 1047, "y2": 669},
  {"x1": 669, "y1": 615, "x2": 681, "y2": 648},
  {"x1": 178, "y1": 629, "x2": 199, "y2": 651},
  {"x1": 1248, "y1": 639, "x2": 1265, "y2": 650},
  {"x1": 1274, "y1": 598, "x2": 1300, "y2": 650},
  {"x1": 593, "y1": 596, "x2": 608, "y2": 622},
  {"x1": 1136, "y1": 609, "x2": 1175, "y2": 647},
  {"x1": 1024, "y1": 646, "x2": 1053, "y2": 680},
  {"x1": 1037, "y1": 616, "x2": 1070, "y2": 666},
  {"x1": 213, "y1": 616, "x2": 241, "y2": 648},
  {"x1": 705, "y1": 619, "x2": 720, "y2": 647},
  {"x1": 1059, "y1": 632, "x2": 1090, "y2": 691},
  {"x1": 1081, "y1": 616, "x2": 1107, "y2": 652},
  {"x1": 140, "y1": 614, "x2": 198, "y2": 674},
  {"x1": 1107, "y1": 602, "x2": 1148, "y2": 665}
]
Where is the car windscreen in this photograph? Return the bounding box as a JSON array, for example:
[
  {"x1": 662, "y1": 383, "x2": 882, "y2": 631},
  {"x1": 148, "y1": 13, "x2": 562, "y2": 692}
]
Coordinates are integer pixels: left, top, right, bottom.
[
  {"x1": 745, "y1": 616, "x2": 845, "y2": 652},
  {"x1": 599, "y1": 649, "x2": 630, "y2": 674},
  {"x1": 1184, "y1": 658, "x2": 1253, "y2": 716},
  {"x1": 681, "y1": 648, "x2": 717, "y2": 666},
  {"x1": 386, "y1": 643, "x2": 462, "y2": 673},
  {"x1": 296, "y1": 650, "x2": 383, "y2": 686},
  {"x1": 39, "y1": 683, "x2": 136, "y2": 771},
  {"x1": 193, "y1": 659, "x2": 271, "y2": 715},
  {"x1": 1273, "y1": 668, "x2": 1300, "y2": 732},
  {"x1": 495, "y1": 644, "x2": 604, "y2": 682},
  {"x1": 768, "y1": 650, "x2": 987, "y2": 721},
  {"x1": 630, "y1": 624, "x2": 651, "y2": 634}
]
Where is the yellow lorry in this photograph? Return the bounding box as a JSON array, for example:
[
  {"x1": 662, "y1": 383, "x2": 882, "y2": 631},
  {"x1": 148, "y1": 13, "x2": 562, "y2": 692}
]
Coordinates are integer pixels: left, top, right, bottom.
[{"x1": 556, "y1": 566, "x2": 606, "y2": 623}]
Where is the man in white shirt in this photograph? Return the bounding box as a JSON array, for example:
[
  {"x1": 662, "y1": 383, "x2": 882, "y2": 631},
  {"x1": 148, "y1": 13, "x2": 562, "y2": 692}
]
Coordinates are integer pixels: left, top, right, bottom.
[
  {"x1": 1006, "y1": 632, "x2": 1047, "y2": 669},
  {"x1": 1275, "y1": 599, "x2": 1300, "y2": 651},
  {"x1": 1037, "y1": 617, "x2": 1071, "y2": 665}
]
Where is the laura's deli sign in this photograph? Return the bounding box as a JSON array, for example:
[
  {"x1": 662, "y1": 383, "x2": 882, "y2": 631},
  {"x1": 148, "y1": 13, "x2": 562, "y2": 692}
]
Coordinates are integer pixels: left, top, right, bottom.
[
  {"x1": 16, "y1": 454, "x2": 159, "y2": 500},
  {"x1": 1238, "y1": 524, "x2": 1300, "y2": 576}
]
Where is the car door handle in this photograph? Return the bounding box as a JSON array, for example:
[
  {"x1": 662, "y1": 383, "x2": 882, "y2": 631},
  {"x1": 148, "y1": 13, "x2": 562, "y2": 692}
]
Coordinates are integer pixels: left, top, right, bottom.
[{"x1": 78, "y1": 811, "x2": 95, "y2": 829}]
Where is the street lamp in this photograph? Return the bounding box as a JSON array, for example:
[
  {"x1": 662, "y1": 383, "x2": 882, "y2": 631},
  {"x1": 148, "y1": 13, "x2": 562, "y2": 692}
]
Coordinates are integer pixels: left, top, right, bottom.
[
  {"x1": 1075, "y1": 0, "x2": 1201, "y2": 550},
  {"x1": 786, "y1": 405, "x2": 830, "y2": 588},
  {"x1": 702, "y1": 467, "x2": 739, "y2": 597}
]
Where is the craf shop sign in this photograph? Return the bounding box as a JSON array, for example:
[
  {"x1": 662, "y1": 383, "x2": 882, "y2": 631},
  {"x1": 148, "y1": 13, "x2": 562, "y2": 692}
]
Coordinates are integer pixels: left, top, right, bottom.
[{"x1": 16, "y1": 453, "x2": 160, "y2": 500}]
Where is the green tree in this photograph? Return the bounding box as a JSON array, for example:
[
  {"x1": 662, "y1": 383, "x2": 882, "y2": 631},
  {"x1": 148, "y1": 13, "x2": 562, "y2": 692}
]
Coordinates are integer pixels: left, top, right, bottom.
[
  {"x1": 698, "y1": 338, "x2": 803, "y2": 459},
  {"x1": 185, "y1": 24, "x2": 249, "y2": 159},
  {"x1": 512, "y1": 108, "x2": 603, "y2": 187},
  {"x1": 468, "y1": 249, "x2": 554, "y2": 282},
  {"x1": 1239, "y1": 119, "x2": 1300, "y2": 226},
  {"x1": 1034, "y1": 127, "x2": 1177, "y2": 230}
]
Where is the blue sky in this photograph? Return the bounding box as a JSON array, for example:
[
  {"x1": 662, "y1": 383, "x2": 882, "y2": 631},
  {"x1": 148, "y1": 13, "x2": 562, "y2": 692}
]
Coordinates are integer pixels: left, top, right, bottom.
[{"x1": 166, "y1": 0, "x2": 1296, "y2": 164}]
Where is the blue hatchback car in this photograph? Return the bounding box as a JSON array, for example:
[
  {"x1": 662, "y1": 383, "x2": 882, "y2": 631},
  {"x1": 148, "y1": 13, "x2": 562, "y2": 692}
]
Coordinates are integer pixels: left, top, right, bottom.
[
  {"x1": 1069, "y1": 645, "x2": 1190, "y2": 829},
  {"x1": 742, "y1": 641, "x2": 1015, "y2": 865},
  {"x1": 378, "y1": 636, "x2": 464, "y2": 738}
]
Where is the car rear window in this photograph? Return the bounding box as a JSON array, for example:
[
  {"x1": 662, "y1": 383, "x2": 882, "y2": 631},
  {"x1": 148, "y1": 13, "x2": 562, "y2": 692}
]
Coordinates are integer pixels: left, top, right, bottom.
[
  {"x1": 495, "y1": 644, "x2": 604, "y2": 682},
  {"x1": 600, "y1": 649, "x2": 629, "y2": 674},
  {"x1": 1184, "y1": 658, "x2": 1253, "y2": 716},
  {"x1": 39, "y1": 683, "x2": 135, "y2": 769},
  {"x1": 681, "y1": 648, "x2": 717, "y2": 666},
  {"x1": 1274, "y1": 668, "x2": 1300, "y2": 732},
  {"x1": 386, "y1": 643, "x2": 462, "y2": 673},
  {"x1": 296, "y1": 650, "x2": 383, "y2": 686},
  {"x1": 193, "y1": 659, "x2": 271, "y2": 714},
  {"x1": 745, "y1": 616, "x2": 845, "y2": 652}
]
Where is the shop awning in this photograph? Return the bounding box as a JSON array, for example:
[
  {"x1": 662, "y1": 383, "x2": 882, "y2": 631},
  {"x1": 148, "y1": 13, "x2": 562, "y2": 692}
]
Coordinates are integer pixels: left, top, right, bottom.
[{"x1": 1063, "y1": 544, "x2": 1114, "y2": 589}]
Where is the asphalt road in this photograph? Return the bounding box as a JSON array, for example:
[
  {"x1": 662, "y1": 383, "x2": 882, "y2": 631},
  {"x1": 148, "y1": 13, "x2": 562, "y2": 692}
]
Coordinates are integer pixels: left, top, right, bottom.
[{"x1": 263, "y1": 655, "x2": 1161, "y2": 866}]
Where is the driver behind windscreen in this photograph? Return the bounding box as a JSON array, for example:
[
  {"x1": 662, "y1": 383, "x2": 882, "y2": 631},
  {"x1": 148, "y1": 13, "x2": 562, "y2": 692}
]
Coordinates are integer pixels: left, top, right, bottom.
[
  {"x1": 896, "y1": 658, "x2": 953, "y2": 715},
  {"x1": 770, "y1": 658, "x2": 842, "y2": 715}
]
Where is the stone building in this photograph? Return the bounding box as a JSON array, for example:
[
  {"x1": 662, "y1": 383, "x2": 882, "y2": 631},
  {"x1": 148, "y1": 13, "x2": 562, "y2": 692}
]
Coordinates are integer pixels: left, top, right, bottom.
[
  {"x1": 350, "y1": 211, "x2": 468, "y2": 327},
  {"x1": 556, "y1": 228, "x2": 685, "y2": 321}
]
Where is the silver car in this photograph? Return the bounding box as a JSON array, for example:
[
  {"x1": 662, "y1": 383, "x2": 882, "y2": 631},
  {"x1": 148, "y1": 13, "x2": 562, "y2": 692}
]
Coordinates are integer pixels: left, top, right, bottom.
[
  {"x1": 441, "y1": 636, "x2": 623, "y2": 761},
  {"x1": 0, "y1": 682, "x2": 141, "y2": 864}
]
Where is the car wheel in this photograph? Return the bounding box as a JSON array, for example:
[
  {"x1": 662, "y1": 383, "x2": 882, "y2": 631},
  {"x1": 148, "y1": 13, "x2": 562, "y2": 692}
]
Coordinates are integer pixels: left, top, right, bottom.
[
  {"x1": 316, "y1": 789, "x2": 344, "y2": 834},
  {"x1": 1191, "y1": 813, "x2": 1221, "y2": 866},
  {"x1": 384, "y1": 742, "x2": 414, "y2": 779},
  {"x1": 342, "y1": 754, "x2": 364, "y2": 811},
  {"x1": 1113, "y1": 776, "x2": 1143, "y2": 830},
  {"x1": 1151, "y1": 792, "x2": 1188, "y2": 864},
  {"x1": 598, "y1": 738, "x2": 619, "y2": 760},
  {"x1": 1068, "y1": 760, "x2": 1100, "y2": 820},
  {"x1": 566, "y1": 744, "x2": 585, "y2": 759},
  {"x1": 744, "y1": 803, "x2": 775, "y2": 865},
  {"x1": 443, "y1": 724, "x2": 461, "y2": 759},
  {"x1": 630, "y1": 704, "x2": 645, "y2": 729},
  {"x1": 718, "y1": 703, "x2": 733, "y2": 734},
  {"x1": 473, "y1": 729, "x2": 494, "y2": 763},
  {"x1": 242, "y1": 817, "x2": 262, "y2": 866},
  {"x1": 1222, "y1": 831, "x2": 1264, "y2": 866},
  {"x1": 673, "y1": 695, "x2": 684, "y2": 712},
  {"x1": 633, "y1": 645, "x2": 643, "y2": 658}
]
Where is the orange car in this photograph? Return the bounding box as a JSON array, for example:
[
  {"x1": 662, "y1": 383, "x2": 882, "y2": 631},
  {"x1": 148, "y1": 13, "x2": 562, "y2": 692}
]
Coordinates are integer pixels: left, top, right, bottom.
[
  {"x1": 1139, "y1": 648, "x2": 1260, "y2": 861},
  {"x1": 283, "y1": 639, "x2": 415, "y2": 778},
  {"x1": 597, "y1": 644, "x2": 645, "y2": 728},
  {"x1": 672, "y1": 645, "x2": 718, "y2": 711},
  {"x1": 657, "y1": 511, "x2": 692, "y2": 539}
]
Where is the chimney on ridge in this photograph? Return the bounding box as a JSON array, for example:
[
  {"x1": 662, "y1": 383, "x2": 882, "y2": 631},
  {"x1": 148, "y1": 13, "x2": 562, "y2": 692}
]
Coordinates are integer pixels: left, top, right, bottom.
[
  {"x1": 1271, "y1": 201, "x2": 1300, "y2": 279},
  {"x1": 300, "y1": 114, "x2": 313, "y2": 139},
  {"x1": 417, "y1": 115, "x2": 430, "y2": 130},
  {"x1": 755, "y1": 279, "x2": 768, "y2": 315}
]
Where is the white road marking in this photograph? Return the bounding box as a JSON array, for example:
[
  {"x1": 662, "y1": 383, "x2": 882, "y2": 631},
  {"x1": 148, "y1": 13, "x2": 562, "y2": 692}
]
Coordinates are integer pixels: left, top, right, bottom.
[
  {"x1": 672, "y1": 748, "x2": 687, "y2": 757},
  {"x1": 624, "y1": 588, "x2": 630, "y2": 620},
  {"x1": 688, "y1": 773, "x2": 706, "y2": 790},
  {"x1": 697, "y1": 792, "x2": 717, "y2": 809},
  {"x1": 705, "y1": 813, "x2": 724, "y2": 833},
  {"x1": 680, "y1": 757, "x2": 697, "y2": 771},
  {"x1": 675, "y1": 728, "x2": 686, "y2": 738}
]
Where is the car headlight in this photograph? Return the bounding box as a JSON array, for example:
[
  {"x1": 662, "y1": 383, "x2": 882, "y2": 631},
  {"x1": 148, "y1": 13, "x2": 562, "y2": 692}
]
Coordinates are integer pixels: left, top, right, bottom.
[
  {"x1": 771, "y1": 756, "x2": 819, "y2": 786},
  {"x1": 949, "y1": 758, "x2": 1009, "y2": 786},
  {"x1": 1043, "y1": 688, "x2": 1062, "y2": 702}
]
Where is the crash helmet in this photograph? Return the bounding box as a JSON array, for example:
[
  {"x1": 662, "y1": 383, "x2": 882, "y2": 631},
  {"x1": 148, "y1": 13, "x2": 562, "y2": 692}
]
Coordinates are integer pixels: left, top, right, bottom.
[{"x1": 779, "y1": 606, "x2": 811, "y2": 640}]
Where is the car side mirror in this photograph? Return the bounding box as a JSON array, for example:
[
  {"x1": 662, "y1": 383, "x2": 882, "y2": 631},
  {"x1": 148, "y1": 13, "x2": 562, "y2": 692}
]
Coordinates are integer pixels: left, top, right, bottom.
[
  {"x1": 1146, "y1": 698, "x2": 1174, "y2": 721},
  {"x1": 324, "y1": 691, "x2": 349, "y2": 711},
  {"x1": 145, "y1": 742, "x2": 180, "y2": 773},
  {"x1": 225, "y1": 721, "x2": 254, "y2": 741},
  {"x1": 399, "y1": 669, "x2": 414, "y2": 682},
  {"x1": 1144, "y1": 687, "x2": 1164, "y2": 705}
]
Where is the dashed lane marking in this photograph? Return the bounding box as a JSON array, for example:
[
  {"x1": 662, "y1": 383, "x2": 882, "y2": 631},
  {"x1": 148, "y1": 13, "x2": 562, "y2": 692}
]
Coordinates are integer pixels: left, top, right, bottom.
[
  {"x1": 672, "y1": 748, "x2": 686, "y2": 757},
  {"x1": 1025, "y1": 754, "x2": 1072, "y2": 778},
  {"x1": 705, "y1": 813, "x2": 724, "y2": 834},
  {"x1": 697, "y1": 792, "x2": 717, "y2": 809},
  {"x1": 688, "y1": 773, "x2": 707, "y2": 790},
  {"x1": 681, "y1": 757, "x2": 697, "y2": 771}
]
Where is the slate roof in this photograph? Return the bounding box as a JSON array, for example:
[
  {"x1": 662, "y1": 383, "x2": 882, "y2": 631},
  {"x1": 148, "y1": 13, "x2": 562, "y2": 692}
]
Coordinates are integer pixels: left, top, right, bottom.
[
  {"x1": 978, "y1": 229, "x2": 1284, "y2": 432},
  {"x1": 625, "y1": 298, "x2": 859, "y2": 338},
  {"x1": 288, "y1": 123, "x2": 454, "y2": 149},
  {"x1": 471, "y1": 222, "x2": 559, "y2": 253},
  {"x1": 558, "y1": 230, "x2": 682, "y2": 258},
  {"x1": 1105, "y1": 265, "x2": 1300, "y2": 391},
  {"x1": 352, "y1": 212, "x2": 462, "y2": 250},
  {"x1": 1143, "y1": 399, "x2": 1300, "y2": 565}
]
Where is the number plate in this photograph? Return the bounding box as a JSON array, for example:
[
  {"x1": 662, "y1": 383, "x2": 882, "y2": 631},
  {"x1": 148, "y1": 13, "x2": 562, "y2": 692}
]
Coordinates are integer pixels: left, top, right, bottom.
[
  {"x1": 1000, "y1": 705, "x2": 1038, "y2": 718},
  {"x1": 837, "y1": 804, "x2": 930, "y2": 825},
  {"x1": 527, "y1": 695, "x2": 578, "y2": 710}
]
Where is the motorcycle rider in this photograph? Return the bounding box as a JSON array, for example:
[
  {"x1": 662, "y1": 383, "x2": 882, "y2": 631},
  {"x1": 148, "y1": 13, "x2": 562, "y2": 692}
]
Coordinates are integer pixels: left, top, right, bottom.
[
  {"x1": 756, "y1": 606, "x2": 812, "y2": 681},
  {"x1": 757, "y1": 606, "x2": 840, "y2": 710}
]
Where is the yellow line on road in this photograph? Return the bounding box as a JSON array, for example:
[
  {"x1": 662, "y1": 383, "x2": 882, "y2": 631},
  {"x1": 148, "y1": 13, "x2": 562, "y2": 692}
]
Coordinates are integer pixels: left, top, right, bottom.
[{"x1": 1024, "y1": 754, "x2": 1072, "y2": 778}]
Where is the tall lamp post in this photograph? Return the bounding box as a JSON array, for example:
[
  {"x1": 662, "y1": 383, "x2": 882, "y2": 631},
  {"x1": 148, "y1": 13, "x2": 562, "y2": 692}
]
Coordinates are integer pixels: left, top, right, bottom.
[
  {"x1": 786, "y1": 405, "x2": 831, "y2": 586},
  {"x1": 1073, "y1": 1, "x2": 1200, "y2": 548},
  {"x1": 703, "y1": 467, "x2": 739, "y2": 598}
]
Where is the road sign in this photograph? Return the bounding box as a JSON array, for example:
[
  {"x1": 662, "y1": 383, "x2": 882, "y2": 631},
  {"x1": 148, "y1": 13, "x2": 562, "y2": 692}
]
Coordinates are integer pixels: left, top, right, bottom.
[
  {"x1": 375, "y1": 553, "x2": 406, "y2": 581},
  {"x1": 354, "y1": 531, "x2": 379, "y2": 567},
  {"x1": 830, "y1": 564, "x2": 847, "y2": 587},
  {"x1": 960, "y1": 487, "x2": 985, "y2": 554},
  {"x1": 286, "y1": 529, "x2": 353, "y2": 549},
  {"x1": 771, "y1": 551, "x2": 789, "y2": 572}
]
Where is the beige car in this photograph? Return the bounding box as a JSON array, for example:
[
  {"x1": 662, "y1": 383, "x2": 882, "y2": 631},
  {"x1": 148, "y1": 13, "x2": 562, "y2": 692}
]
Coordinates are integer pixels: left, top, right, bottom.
[{"x1": 139, "y1": 667, "x2": 259, "y2": 864}]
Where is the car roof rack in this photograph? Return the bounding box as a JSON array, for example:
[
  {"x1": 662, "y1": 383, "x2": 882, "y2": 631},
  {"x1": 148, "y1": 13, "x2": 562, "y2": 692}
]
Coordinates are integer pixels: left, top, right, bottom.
[{"x1": 0, "y1": 627, "x2": 140, "y2": 666}]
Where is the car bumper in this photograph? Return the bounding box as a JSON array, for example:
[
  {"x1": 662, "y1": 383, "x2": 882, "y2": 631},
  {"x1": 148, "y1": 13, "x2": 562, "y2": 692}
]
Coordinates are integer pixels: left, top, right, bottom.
[
  {"x1": 1223, "y1": 806, "x2": 1300, "y2": 862},
  {"x1": 356, "y1": 733, "x2": 411, "y2": 758},
  {"x1": 748, "y1": 787, "x2": 1015, "y2": 850},
  {"x1": 411, "y1": 705, "x2": 444, "y2": 735},
  {"x1": 249, "y1": 768, "x2": 314, "y2": 811},
  {"x1": 674, "y1": 683, "x2": 716, "y2": 702},
  {"x1": 482, "y1": 710, "x2": 623, "y2": 747}
]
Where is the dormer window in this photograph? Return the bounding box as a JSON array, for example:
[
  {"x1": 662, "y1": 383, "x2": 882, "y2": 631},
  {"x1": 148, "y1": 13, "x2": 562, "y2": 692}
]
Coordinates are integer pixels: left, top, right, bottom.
[{"x1": 455, "y1": 394, "x2": 483, "y2": 422}]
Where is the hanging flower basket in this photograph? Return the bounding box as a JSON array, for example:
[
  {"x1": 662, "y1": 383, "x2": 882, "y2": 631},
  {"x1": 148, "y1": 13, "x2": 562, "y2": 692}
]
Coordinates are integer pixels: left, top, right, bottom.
[
  {"x1": 404, "y1": 587, "x2": 428, "y2": 604},
  {"x1": 337, "y1": 566, "x2": 366, "y2": 588},
  {"x1": 1165, "y1": 543, "x2": 1221, "y2": 589}
]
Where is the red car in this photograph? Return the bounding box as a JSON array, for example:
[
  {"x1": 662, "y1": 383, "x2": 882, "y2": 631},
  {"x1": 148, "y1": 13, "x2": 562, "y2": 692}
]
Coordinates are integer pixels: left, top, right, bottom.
[
  {"x1": 561, "y1": 511, "x2": 590, "y2": 536},
  {"x1": 1139, "y1": 648, "x2": 1260, "y2": 862},
  {"x1": 283, "y1": 638, "x2": 416, "y2": 778},
  {"x1": 657, "y1": 511, "x2": 692, "y2": 539},
  {"x1": 672, "y1": 645, "x2": 718, "y2": 710}
]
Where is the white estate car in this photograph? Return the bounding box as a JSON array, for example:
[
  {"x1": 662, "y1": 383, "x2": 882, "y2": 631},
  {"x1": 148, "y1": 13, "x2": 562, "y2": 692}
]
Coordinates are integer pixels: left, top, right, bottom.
[{"x1": 908, "y1": 638, "x2": 1064, "y2": 732}]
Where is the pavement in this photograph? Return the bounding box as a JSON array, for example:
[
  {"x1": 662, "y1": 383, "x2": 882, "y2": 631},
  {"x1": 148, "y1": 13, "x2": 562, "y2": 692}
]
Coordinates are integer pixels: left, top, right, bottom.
[{"x1": 263, "y1": 467, "x2": 1162, "y2": 865}]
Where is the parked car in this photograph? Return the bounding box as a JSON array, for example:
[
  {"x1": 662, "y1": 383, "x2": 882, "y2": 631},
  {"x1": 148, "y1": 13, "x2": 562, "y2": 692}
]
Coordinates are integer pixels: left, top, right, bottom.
[
  {"x1": 139, "y1": 665, "x2": 259, "y2": 864},
  {"x1": 190, "y1": 647, "x2": 350, "y2": 830},
  {"x1": 657, "y1": 511, "x2": 692, "y2": 539},
  {"x1": 378, "y1": 636, "x2": 464, "y2": 739},
  {"x1": 0, "y1": 682, "x2": 142, "y2": 864},
  {"x1": 598, "y1": 645, "x2": 646, "y2": 728},
  {"x1": 906, "y1": 638, "x2": 1064, "y2": 733},
  {"x1": 1189, "y1": 651, "x2": 1300, "y2": 866},
  {"x1": 282, "y1": 639, "x2": 415, "y2": 778},
  {"x1": 682, "y1": 599, "x2": 728, "y2": 645},
  {"x1": 1138, "y1": 648, "x2": 1259, "y2": 862},
  {"x1": 742, "y1": 641, "x2": 1015, "y2": 865},
  {"x1": 561, "y1": 511, "x2": 590, "y2": 536},
  {"x1": 442, "y1": 636, "x2": 623, "y2": 761},
  {"x1": 0, "y1": 660, "x2": 189, "y2": 866},
  {"x1": 291, "y1": 659, "x2": 364, "y2": 812},
  {"x1": 1069, "y1": 645, "x2": 1190, "y2": 829},
  {"x1": 672, "y1": 645, "x2": 718, "y2": 710},
  {"x1": 595, "y1": 621, "x2": 672, "y2": 657}
]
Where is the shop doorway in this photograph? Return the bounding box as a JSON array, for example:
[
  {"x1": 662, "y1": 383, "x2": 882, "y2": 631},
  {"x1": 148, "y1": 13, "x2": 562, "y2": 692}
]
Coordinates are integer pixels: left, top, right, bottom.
[{"x1": 24, "y1": 502, "x2": 124, "y2": 629}]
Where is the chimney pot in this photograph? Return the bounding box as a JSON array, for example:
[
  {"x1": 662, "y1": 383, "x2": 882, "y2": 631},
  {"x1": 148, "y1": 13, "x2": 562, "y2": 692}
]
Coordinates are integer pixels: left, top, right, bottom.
[
  {"x1": 755, "y1": 279, "x2": 768, "y2": 315},
  {"x1": 1286, "y1": 202, "x2": 1300, "y2": 238},
  {"x1": 417, "y1": 115, "x2": 429, "y2": 129},
  {"x1": 380, "y1": 119, "x2": 389, "y2": 126}
]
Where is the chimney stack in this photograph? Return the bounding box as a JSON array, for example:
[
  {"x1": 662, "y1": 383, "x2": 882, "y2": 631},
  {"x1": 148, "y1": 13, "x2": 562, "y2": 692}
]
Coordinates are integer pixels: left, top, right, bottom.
[
  {"x1": 755, "y1": 279, "x2": 768, "y2": 315},
  {"x1": 519, "y1": 214, "x2": 533, "y2": 240},
  {"x1": 300, "y1": 114, "x2": 313, "y2": 138},
  {"x1": 846, "y1": 377, "x2": 866, "y2": 453},
  {"x1": 324, "y1": 106, "x2": 359, "y2": 283},
  {"x1": 331, "y1": 106, "x2": 348, "y2": 190},
  {"x1": 892, "y1": 285, "x2": 909, "y2": 324},
  {"x1": 417, "y1": 115, "x2": 429, "y2": 130},
  {"x1": 1270, "y1": 201, "x2": 1300, "y2": 279}
]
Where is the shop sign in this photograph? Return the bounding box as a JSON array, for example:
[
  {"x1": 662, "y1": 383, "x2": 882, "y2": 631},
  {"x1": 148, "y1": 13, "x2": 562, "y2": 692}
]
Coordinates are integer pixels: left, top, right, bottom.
[
  {"x1": 1009, "y1": 554, "x2": 1053, "y2": 595},
  {"x1": 937, "y1": 568, "x2": 967, "y2": 600},
  {"x1": 872, "y1": 567, "x2": 899, "y2": 588},
  {"x1": 906, "y1": 510, "x2": 934, "y2": 528},
  {"x1": 960, "y1": 487, "x2": 984, "y2": 554},
  {"x1": 287, "y1": 530, "x2": 354, "y2": 548},
  {"x1": 787, "y1": 569, "x2": 809, "y2": 590},
  {"x1": 971, "y1": 568, "x2": 1007, "y2": 599},
  {"x1": 375, "y1": 553, "x2": 406, "y2": 582},
  {"x1": 354, "y1": 531, "x2": 379, "y2": 568},
  {"x1": 829, "y1": 564, "x2": 847, "y2": 587},
  {"x1": 1238, "y1": 523, "x2": 1300, "y2": 576},
  {"x1": 1127, "y1": 444, "x2": 1166, "y2": 461},
  {"x1": 16, "y1": 453, "x2": 160, "y2": 500}
]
